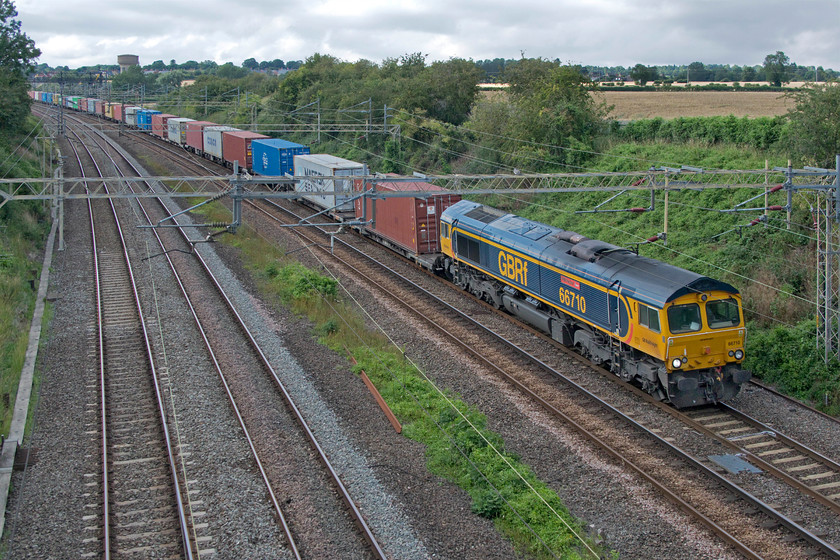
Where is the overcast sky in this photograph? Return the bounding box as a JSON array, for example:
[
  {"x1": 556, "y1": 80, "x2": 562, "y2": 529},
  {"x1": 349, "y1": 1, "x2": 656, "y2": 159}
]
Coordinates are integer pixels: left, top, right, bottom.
[{"x1": 16, "y1": 0, "x2": 840, "y2": 70}]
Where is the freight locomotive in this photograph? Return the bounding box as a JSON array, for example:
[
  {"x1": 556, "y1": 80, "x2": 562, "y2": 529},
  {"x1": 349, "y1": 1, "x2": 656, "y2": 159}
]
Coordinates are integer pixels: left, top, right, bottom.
[
  {"x1": 438, "y1": 200, "x2": 750, "y2": 407},
  {"x1": 31, "y1": 92, "x2": 751, "y2": 407}
]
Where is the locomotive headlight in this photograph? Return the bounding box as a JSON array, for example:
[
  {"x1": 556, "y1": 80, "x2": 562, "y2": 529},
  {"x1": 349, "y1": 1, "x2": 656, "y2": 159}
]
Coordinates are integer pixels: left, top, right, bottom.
[
  {"x1": 671, "y1": 358, "x2": 683, "y2": 369},
  {"x1": 734, "y1": 349, "x2": 744, "y2": 360}
]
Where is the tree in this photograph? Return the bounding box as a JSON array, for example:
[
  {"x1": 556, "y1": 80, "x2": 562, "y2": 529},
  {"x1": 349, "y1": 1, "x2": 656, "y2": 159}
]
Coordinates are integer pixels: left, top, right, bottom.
[
  {"x1": 0, "y1": 0, "x2": 38, "y2": 74},
  {"x1": 110, "y1": 65, "x2": 156, "y2": 90},
  {"x1": 418, "y1": 58, "x2": 482, "y2": 125},
  {"x1": 741, "y1": 65, "x2": 757, "y2": 81},
  {"x1": 498, "y1": 60, "x2": 611, "y2": 169},
  {"x1": 242, "y1": 57, "x2": 258, "y2": 70},
  {"x1": 0, "y1": 0, "x2": 40, "y2": 131},
  {"x1": 216, "y1": 62, "x2": 247, "y2": 79},
  {"x1": 785, "y1": 81, "x2": 840, "y2": 167},
  {"x1": 630, "y1": 63, "x2": 657, "y2": 85},
  {"x1": 687, "y1": 61, "x2": 711, "y2": 82},
  {"x1": 764, "y1": 51, "x2": 790, "y2": 87}
]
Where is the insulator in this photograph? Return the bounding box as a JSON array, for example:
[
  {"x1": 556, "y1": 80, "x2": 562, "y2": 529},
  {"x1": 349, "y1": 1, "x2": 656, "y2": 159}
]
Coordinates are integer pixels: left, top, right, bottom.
[
  {"x1": 646, "y1": 235, "x2": 660, "y2": 243},
  {"x1": 769, "y1": 184, "x2": 783, "y2": 193},
  {"x1": 629, "y1": 207, "x2": 646, "y2": 213},
  {"x1": 767, "y1": 205, "x2": 784, "y2": 211}
]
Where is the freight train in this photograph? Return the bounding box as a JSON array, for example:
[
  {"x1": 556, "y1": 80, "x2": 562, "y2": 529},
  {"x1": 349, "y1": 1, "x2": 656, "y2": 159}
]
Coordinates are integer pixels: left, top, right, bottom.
[{"x1": 31, "y1": 91, "x2": 750, "y2": 407}]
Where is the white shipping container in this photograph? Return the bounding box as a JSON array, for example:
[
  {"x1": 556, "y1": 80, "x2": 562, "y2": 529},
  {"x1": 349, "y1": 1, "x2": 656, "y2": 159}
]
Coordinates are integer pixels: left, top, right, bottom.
[
  {"x1": 125, "y1": 106, "x2": 141, "y2": 126},
  {"x1": 294, "y1": 154, "x2": 366, "y2": 212},
  {"x1": 167, "y1": 118, "x2": 195, "y2": 145},
  {"x1": 203, "y1": 126, "x2": 238, "y2": 161}
]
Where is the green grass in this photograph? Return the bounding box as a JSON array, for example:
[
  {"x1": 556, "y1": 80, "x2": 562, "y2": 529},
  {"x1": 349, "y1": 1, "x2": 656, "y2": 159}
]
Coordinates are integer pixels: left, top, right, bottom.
[{"x1": 0, "y1": 117, "x2": 52, "y2": 438}]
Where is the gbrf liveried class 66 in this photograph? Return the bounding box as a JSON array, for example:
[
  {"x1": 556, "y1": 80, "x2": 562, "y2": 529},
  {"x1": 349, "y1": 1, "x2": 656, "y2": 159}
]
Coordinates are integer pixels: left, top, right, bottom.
[
  {"x1": 437, "y1": 200, "x2": 750, "y2": 408},
  {"x1": 32, "y1": 92, "x2": 751, "y2": 407}
]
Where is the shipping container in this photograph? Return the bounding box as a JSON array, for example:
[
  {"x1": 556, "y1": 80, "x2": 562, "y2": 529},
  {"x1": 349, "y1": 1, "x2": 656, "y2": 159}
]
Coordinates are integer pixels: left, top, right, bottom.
[
  {"x1": 136, "y1": 109, "x2": 161, "y2": 131},
  {"x1": 252, "y1": 139, "x2": 309, "y2": 177},
  {"x1": 185, "y1": 121, "x2": 216, "y2": 153},
  {"x1": 105, "y1": 102, "x2": 118, "y2": 120},
  {"x1": 151, "y1": 113, "x2": 176, "y2": 139},
  {"x1": 125, "y1": 106, "x2": 142, "y2": 126},
  {"x1": 94, "y1": 100, "x2": 103, "y2": 115},
  {"x1": 293, "y1": 153, "x2": 365, "y2": 212},
  {"x1": 202, "y1": 126, "x2": 238, "y2": 161},
  {"x1": 221, "y1": 130, "x2": 269, "y2": 170},
  {"x1": 86, "y1": 99, "x2": 98, "y2": 113},
  {"x1": 167, "y1": 118, "x2": 195, "y2": 145},
  {"x1": 354, "y1": 178, "x2": 461, "y2": 254}
]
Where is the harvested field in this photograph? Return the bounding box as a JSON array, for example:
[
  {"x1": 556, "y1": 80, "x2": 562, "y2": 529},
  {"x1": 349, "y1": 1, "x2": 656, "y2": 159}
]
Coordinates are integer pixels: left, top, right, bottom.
[{"x1": 598, "y1": 91, "x2": 793, "y2": 120}]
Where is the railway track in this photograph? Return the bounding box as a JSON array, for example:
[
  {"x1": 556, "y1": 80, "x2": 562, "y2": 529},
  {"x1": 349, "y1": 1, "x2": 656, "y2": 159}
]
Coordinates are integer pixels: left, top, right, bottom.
[
  {"x1": 62, "y1": 110, "x2": 391, "y2": 559},
  {"x1": 686, "y1": 404, "x2": 840, "y2": 513},
  {"x1": 63, "y1": 119, "x2": 194, "y2": 557}
]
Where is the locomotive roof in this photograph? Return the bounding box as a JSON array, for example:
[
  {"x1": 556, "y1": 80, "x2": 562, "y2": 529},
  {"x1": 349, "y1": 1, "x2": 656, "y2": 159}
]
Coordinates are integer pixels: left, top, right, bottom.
[{"x1": 445, "y1": 200, "x2": 738, "y2": 307}]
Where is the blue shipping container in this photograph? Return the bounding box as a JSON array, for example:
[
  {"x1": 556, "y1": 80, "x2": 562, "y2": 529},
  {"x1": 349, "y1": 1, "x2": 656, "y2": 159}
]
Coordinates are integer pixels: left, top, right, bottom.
[
  {"x1": 136, "y1": 109, "x2": 161, "y2": 131},
  {"x1": 251, "y1": 139, "x2": 309, "y2": 176}
]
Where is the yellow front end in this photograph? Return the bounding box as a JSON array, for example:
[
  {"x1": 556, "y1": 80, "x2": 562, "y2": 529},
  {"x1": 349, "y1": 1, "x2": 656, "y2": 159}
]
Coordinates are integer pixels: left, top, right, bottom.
[{"x1": 663, "y1": 291, "x2": 746, "y2": 373}]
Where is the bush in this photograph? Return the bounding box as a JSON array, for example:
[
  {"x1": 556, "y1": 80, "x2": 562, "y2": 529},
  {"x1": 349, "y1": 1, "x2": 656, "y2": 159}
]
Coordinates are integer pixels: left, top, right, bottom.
[
  {"x1": 745, "y1": 320, "x2": 840, "y2": 414},
  {"x1": 269, "y1": 262, "x2": 337, "y2": 300},
  {"x1": 614, "y1": 115, "x2": 787, "y2": 150}
]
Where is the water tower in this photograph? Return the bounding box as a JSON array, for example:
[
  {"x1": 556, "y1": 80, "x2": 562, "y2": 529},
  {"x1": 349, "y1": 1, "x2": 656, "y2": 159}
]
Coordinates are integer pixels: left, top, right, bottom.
[{"x1": 117, "y1": 54, "x2": 140, "y2": 73}]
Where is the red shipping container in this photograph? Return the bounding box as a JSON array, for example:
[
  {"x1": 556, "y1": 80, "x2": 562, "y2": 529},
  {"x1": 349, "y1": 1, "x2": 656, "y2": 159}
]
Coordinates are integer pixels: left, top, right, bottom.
[
  {"x1": 113, "y1": 104, "x2": 126, "y2": 122},
  {"x1": 221, "y1": 130, "x2": 269, "y2": 170},
  {"x1": 185, "y1": 121, "x2": 216, "y2": 152},
  {"x1": 151, "y1": 113, "x2": 177, "y2": 139},
  {"x1": 355, "y1": 179, "x2": 461, "y2": 254}
]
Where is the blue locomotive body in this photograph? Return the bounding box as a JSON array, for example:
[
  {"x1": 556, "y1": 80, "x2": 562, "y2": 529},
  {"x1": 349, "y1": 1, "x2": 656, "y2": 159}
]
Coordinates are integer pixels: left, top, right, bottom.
[{"x1": 440, "y1": 200, "x2": 749, "y2": 407}]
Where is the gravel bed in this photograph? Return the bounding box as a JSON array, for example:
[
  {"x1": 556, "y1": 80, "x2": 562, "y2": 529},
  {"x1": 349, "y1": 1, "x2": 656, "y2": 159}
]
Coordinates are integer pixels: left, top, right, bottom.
[
  {"x1": 730, "y1": 383, "x2": 840, "y2": 465},
  {"x1": 4, "y1": 159, "x2": 100, "y2": 558}
]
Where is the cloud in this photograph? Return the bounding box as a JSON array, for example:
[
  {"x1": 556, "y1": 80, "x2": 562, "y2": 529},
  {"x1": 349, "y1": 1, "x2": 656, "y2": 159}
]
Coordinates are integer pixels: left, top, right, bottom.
[{"x1": 16, "y1": 0, "x2": 840, "y2": 69}]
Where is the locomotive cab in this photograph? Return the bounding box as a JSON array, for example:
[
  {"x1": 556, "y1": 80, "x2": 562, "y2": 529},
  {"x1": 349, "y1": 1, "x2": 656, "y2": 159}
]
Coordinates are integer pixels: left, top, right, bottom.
[{"x1": 661, "y1": 291, "x2": 750, "y2": 407}]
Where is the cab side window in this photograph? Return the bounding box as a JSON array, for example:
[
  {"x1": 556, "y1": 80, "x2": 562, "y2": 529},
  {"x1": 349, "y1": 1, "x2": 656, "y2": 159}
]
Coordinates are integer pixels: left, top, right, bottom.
[{"x1": 638, "y1": 303, "x2": 661, "y2": 333}]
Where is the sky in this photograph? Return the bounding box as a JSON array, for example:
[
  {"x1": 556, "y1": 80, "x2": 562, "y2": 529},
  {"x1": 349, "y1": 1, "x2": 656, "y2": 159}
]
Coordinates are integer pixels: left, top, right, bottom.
[{"x1": 16, "y1": 0, "x2": 840, "y2": 71}]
